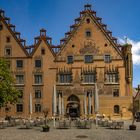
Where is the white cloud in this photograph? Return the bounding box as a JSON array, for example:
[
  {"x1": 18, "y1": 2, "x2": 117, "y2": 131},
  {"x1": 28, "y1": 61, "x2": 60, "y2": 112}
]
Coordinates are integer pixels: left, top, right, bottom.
[{"x1": 118, "y1": 38, "x2": 140, "y2": 65}]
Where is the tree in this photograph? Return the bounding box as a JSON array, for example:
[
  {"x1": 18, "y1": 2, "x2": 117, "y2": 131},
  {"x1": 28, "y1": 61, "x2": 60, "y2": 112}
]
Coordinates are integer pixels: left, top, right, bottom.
[{"x1": 0, "y1": 58, "x2": 20, "y2": 107}]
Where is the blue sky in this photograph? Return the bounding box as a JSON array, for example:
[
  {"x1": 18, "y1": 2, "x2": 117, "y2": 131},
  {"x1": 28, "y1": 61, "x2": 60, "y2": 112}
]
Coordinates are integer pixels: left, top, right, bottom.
[{"x1": 0, "y1": 0, "x2": 140, "y2": 87}]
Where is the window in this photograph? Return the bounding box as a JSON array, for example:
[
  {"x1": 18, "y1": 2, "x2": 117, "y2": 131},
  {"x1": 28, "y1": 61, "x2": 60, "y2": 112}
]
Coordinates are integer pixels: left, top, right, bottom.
[
  {"x1": 5, "y1": 48, "x2": 11, "y2": 56},
  {"x1": 83, "y1": 73, "x2": 96, "y2": 83},
  {"x1": 113, "y1": 89, "x2": 119, "y2": 97},
  {"x1": 16, "y1": 75, "x2": 24, "y2": 84},
  {"x1": 35, "y1": 59, "x2": 41, "y2": 68},
  {"x1": 41, "y1": 48, "x2": 45, "y2": 55},
  {"x1": 35, "y1": 104, "x2": 41, "y2": 112},
  {"x1": 18, "y1": 90, "x2": 23, "y2": 98},
  {"x1": 104, "y1": 54, "x2": 111, "y2": 63},
  {"x1": 67, "y1": 56, "x2": 73, "y2": 64},
  {"x1": 105, "y1": 73, "x2": 119, "y2": 83},
  {"x1": 59, "y1": 74, "x2": 72, "y2": 83},
  {"x1": 16, "y1": 60, "x2": 23, "y2": 68},
  {"x1": 86, "y1": 18, "x2": 90, "y2": 24},
  {"x1": 35, "y1": 90, "x2": 41, "y2": 98},
  {"x1": 114, "y1": 105, "x2": 120, "y2": 114},
  {"x1": 85, "y1": 30, "x2": 91, "y2": 37},
  {"x1": 6, "y1": 36, "x2": 11, "y2": 43},
  {"x1": 16, "y1": 104, "x2": 23, "y2": 112},
  {"x1": 34, "y1": 75, "x2": 42, "y2": 84},
  {"x1": 85, "y1": 55, "x2": 93, "y2": 63}
]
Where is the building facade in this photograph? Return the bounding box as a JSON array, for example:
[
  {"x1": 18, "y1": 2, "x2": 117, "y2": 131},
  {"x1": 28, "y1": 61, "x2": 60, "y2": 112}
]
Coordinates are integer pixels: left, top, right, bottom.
[{"x1": 0, "y1": 4, "x2": 133, "y2": 119}]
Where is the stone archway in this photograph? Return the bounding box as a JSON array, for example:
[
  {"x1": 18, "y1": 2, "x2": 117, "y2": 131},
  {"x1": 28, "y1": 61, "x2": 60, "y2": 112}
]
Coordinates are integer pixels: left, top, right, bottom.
[{"x1": 66, "y1": 95, "x2": 80, "y2": 118}]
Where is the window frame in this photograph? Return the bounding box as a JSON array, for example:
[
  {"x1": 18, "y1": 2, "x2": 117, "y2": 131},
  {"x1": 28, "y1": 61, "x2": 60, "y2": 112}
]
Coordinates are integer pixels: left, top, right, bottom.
[
  {"x1": 85, "y1": 29, "x2": 92, "y2": 38},
  {"x1": 59, "y1": 73, "x2": 72, "y2": 83},
  {"x1": 83, "y1": 73, "x2": 96, "y2": 83},
  {"x1": 84, "y1": 55, "x2": 93, "y2": 63},
  {"x1": 16, "y1": 60, "x2": 23, "y2": 68},
  {"x1": 16, "y1": 74, "x2": 24, "y2": 84},
  {"x1": 104, "y1": 54, "x2": 111, "y2": 63},
  {"x1": 67, "y1": 55, "x2": 74, "y2": 64},
  {"x1": 34, "y1": 74, "x2": 42, "y2": 84},
  {"x1": 35, "y1": 59, "x2": 42, "y2": 68},
  {"x1": 35, "y1": 104, "x2": 42, "y2": 112},
  {"x1": 105, "y1": 73, "x2": 119, "y2": 83},
  {"x1": 35, "y1": 90, "x2": 42, "y2": 99},
  {"x1": 114, "y1": 105, "x2": 120, "y2": 114},
  {"x1": 5, "y1": 47, "x2": 11, "y2": 56},
  {"x1": 16, "y1": 104, "x2": 23, "y2": 112}
]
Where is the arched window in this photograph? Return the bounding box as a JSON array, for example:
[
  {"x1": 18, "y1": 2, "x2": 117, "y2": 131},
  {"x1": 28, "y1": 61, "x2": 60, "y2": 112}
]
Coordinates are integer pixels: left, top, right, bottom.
[
  {"x1": 114, "y1": 105, "x2": 120, "y2": 114},
  {"x1": 67, "y1": 95, "x2": 79, "y2": 102}
]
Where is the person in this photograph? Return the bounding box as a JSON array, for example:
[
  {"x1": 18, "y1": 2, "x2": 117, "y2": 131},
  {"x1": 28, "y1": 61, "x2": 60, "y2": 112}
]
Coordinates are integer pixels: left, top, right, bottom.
[{"x1": 95, "y1": 112, "x2": 100, "y2": 129}]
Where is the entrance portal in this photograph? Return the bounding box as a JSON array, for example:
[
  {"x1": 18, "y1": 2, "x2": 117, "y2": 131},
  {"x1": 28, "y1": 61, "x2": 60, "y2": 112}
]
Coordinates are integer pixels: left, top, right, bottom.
[{"x1": 67, "y1": 95, "x2": 80, "y2": 118}]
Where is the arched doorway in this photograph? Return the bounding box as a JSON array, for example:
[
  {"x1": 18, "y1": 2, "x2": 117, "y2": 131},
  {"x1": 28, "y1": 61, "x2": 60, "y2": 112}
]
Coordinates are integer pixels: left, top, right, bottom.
[{"x1": 66, "y1": 95, "x2": 80, "y2": 118}]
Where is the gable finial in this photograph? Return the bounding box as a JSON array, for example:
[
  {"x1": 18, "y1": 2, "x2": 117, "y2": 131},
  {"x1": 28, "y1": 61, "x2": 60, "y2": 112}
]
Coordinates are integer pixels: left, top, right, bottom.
[{"x1": 84, "y1": 3, "x2": 92, "y2": 11}]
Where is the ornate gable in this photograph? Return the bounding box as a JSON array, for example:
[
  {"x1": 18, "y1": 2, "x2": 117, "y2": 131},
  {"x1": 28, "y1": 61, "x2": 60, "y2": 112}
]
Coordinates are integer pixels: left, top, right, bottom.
[
  {"x1": 57, "y1": 4, "x2": 122, "y2": 60},
  {"x1": 0, "y1": 9, "x2": 28, "y2": 57}
]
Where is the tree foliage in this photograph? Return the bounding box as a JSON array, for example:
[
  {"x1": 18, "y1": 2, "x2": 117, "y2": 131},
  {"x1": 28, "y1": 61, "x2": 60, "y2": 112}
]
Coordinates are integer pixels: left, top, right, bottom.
[{"x1": 0, "y1": 59, "x2": 20, "y2": 107}]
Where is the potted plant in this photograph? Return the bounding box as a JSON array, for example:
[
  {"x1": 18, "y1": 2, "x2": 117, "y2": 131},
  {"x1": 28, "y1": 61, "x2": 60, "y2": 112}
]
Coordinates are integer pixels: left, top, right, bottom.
[{"x1": 42, "y1": 107, "x2": 50, "y2": 132}]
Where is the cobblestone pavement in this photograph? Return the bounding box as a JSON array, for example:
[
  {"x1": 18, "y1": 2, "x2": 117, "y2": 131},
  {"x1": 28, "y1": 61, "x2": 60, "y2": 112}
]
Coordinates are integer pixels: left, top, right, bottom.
[{"x1": 0, "y1": 121, "x2": 140, "y2": 140}]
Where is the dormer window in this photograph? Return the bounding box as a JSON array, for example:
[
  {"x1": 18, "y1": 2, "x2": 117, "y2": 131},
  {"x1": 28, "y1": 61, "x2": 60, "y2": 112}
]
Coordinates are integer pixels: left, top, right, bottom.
[{"x1": 85, "y1": 29, "x2": 91, "y2": 37}]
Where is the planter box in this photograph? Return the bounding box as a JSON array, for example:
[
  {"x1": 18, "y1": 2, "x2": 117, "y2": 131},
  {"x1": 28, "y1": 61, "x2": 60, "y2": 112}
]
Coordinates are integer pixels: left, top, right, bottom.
[
  {"x1": 129, "y1": 125, "x2": 136, "y2": 130},
  {"x1": 42, "y1": 127, "x2": 50, "y2": 132}
]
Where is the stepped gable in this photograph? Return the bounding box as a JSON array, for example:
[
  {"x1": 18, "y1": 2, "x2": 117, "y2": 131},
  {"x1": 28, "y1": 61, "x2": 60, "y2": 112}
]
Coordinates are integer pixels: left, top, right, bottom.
[
  {"x1": 0, "y1": 9, "x2": 28, "y2": 56},
  {"x1": 58, "y1": 4, "x2": 122, "y2": 57},
  {"x1": 30, "y1": 28, "x2": 56, "y2": 57}
]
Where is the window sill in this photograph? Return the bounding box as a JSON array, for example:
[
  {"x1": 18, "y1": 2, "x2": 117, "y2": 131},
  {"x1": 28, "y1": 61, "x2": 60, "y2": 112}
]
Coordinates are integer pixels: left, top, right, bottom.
[
  {"x1": 32, "y1": 84, "x2": 44, "y2": 86},
  {"x1": 15, "y1": 84, "x2": 25, "y2": 86},
  {"x1": 81, "y1": 83, "x2": 95, "y2": 85},
  {"x1": 57, "y1": 83, "x2": 73, "y2": 86},
  {"x1": 104, "y1": 82, "x2": 119, "y2": 85}
]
